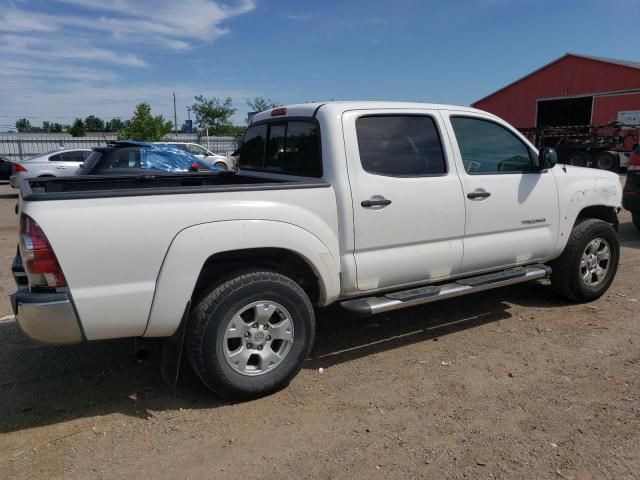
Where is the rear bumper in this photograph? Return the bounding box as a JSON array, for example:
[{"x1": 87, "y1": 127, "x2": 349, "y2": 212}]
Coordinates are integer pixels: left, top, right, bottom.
[{"x1": 10, "y1": 255, "x2": 83, "y2": 345}]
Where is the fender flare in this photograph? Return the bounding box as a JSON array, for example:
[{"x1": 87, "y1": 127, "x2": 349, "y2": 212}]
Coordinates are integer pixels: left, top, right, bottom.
[{"x1": 143, "y1": 219, "x2": 340, "y2": 337}]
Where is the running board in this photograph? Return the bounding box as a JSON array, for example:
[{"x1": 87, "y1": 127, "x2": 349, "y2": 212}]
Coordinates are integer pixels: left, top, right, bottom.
[{"x1": 340, "y1": 265, "x2": 551, "y2": 316}]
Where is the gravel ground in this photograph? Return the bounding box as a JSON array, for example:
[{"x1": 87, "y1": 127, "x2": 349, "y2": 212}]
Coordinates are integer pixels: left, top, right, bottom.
[{"x1": 0, "y1": 179, "x2": 638, "y2": 480}]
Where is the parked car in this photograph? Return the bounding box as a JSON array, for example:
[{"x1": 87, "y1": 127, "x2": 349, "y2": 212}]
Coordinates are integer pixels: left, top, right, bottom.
[
  {"x1": 77, "y1": 141, "x2": 217, "y2": 175},
  {"x1": 622, "y1": 144, "x2": 640, "y2": 230},
  {"x1": 154, "y1": 142, "x2": 236, "y2": 171},
  {"x1": 0, "y1": 154, "x2": 14, "y2": 181},
  {"x1": 9, "y1": 149, "x2": 92, "y2": 188},
  {"x1": 11, "y1": 102, "x2": 622, "y2": 400}
]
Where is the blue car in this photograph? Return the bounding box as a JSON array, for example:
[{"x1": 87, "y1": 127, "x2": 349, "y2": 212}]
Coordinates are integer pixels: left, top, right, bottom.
[{"x1": 77, "y1": 141, "x2": 223, "y2": 175}]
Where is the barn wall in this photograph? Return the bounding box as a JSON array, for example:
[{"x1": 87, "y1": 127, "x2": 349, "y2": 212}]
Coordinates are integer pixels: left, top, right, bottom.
[
  {"x1": 592, "y1": 92, "x2": 640, "y2": 124},
  {"x1": 473, "y1": 55, "x2": 640, "y2": 128}
]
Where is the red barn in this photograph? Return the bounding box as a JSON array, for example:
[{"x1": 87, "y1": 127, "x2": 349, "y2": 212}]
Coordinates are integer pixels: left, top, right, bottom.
[{"x1": 472, "y1": 53, "x2": 640, "y2": 129}]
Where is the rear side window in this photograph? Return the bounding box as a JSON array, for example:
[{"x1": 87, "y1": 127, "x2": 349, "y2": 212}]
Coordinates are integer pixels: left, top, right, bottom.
[
  {"x1": 239, "y1": 121, "x2": 321, "y2": 177},
  {"x1": 63, "y1": 151, "x2": 90, "y2": 162},
  {"x1": 356, "y1": 115, "x2": 446, "y2": 176},
  {"x1": 450, "y1": 117, "x2": 532, "y2": 174},
  {"x1": 240, "y1": 124, "x2": 267, "y2": 169}
]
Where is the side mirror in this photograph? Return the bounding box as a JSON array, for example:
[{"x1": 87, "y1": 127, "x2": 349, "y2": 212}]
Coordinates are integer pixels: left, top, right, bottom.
[{"x1": 537, "y1": 147, "x2": 557, "y2": 170}]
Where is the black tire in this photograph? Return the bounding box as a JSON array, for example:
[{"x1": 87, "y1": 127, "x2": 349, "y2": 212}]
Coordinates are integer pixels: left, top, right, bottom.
[
  {"x1": 550, "y1": 219, "x2": 619, "y2": 302},
  {"x1": 213, "y1": 162, "x2": 228, "y2": 171},
  {"x1": 633, "y1": 213, "x2": 640, "y2": 232},
  {"x1": 567, "y1": 151, "x2": 592, "y2": 168},
  {"x1": 187, "y1": 270, "x2": 315, "y2": 399},
  {"x1": 594, "y1": 151, "x2": 620, "y2": 172}
]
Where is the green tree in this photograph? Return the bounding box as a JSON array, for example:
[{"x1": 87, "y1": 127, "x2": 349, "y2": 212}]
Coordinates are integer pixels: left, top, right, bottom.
[
  {"x1": 15, "y1": 118, "x2": 31, "y2": 132},
  {"x1": 52, "y1": 123, "x2": 63, "y2": 133},
  {"x1": 247, "y1": 97, "x2": 279, "y2": 113},
  {"x1": 42, "y1": 121, "x2": 52, "y2": 132},
  {"x1": 191, "y1": 96, "x2": 236, "y2": 135},
  {"x1": 106, "y1": 118, "x2": 125, "y2": 132},
  {"x1": 69, "y1": 118, "x2": 86, "y2": 137},
  {"x1": 118, "y1": 102, "x2": 173, "y2": 141},
  {"x1": 84, "y1": 115, "x2": 105, "y2": 132}
]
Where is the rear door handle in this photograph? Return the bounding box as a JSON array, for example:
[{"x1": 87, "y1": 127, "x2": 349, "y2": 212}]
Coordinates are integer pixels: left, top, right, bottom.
[
  {"x1": 361, "y1": 197, "x2": 392, "y2": 208},
  {"x1": 467, "y1": 191, "x2": 491, "y2": 199}
]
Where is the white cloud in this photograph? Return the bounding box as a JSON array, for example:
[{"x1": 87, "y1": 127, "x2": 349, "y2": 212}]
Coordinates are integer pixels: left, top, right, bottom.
[
  {"x1": 0, "y1": 1, "x2": 258, "y2": 128},
  {"x1": 51, "y1": 0, "x2": 256, "y2": 45},
  {"x1": 0, "y1": 34, "x2": 148, "y2": 67}
]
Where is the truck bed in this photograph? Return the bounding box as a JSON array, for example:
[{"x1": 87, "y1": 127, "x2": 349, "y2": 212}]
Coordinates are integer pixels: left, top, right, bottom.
[{"x1": 22, "y1": 173, "x2": 330, "y2": 201}]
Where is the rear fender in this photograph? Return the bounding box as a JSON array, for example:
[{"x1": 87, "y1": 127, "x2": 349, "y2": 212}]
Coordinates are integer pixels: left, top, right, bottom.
[{"x1": 144, "y1": 220, "x2": 340, "y2": 337}]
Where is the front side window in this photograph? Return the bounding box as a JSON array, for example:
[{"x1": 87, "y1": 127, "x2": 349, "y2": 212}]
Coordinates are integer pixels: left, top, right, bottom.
[
  {"x1": 450, "y1": 117, "x2": 532, "y2": 174},
  {"x1": 239, "y1": 121, "x2": 321, "y2": 176},
  {"x1": 356, "y1": 115, "x2": 446, "y2": 176}
]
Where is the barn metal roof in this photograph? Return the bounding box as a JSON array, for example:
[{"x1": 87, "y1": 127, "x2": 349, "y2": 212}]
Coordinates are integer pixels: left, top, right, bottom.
[
  {"x1": 569, "y1": 53, "x2": 640, "y2": 70},
  {"x1": 473, "y1": 53, "x2": 640, "y2": 105}
]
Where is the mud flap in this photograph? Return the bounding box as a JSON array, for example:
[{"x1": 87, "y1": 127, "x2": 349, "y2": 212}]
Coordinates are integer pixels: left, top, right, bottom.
[{"x1": 160, "y1": 301, "x2": 190, "y2": 387}]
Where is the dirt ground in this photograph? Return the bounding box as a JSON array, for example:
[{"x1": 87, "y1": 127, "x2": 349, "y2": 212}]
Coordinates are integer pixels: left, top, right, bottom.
[{"x1": 0, "y1": 179, "x2": 638, "y2": 480}]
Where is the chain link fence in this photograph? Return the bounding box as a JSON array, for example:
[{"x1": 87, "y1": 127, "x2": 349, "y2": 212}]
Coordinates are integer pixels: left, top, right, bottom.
[{"x1": 0, "y1": 134, "x2": 241, "y2": 161}]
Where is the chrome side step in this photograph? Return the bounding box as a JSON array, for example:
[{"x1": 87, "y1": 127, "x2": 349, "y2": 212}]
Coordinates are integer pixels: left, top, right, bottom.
[{"x1": 340, "y1": 265, "x2": 551, "y2": 316}]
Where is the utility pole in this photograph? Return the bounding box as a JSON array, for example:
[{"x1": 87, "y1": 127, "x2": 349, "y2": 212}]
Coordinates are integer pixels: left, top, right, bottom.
[{"x1": 173, "y1": 92, "x2": 178, "y2": 133}]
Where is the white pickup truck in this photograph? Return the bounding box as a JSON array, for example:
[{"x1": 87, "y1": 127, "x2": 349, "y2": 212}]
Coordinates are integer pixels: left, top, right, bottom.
[{"x1": 11, "y1": 102, "x2": 622, "y2": 399}]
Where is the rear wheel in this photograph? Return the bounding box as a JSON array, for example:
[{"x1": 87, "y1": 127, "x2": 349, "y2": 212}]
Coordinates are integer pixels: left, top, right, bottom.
[
  {"x1": 187, "y1": 270, "x2": 315, "y2": 399},
  {"x1": 550, "y1": 219, "x2": 619, "y2": 302},
  {"x1": 567, "y1": 151, "x2": 592, "y2": 168},
  {"x1": 633, "y1": 213, "x2": 640, "y2": 232},
  {"x1": 594, "y1": 151, "x2": 619, "y2": 172},
  {"x1": 213, "y1": 162, "x2": 228, "y2": 171}
]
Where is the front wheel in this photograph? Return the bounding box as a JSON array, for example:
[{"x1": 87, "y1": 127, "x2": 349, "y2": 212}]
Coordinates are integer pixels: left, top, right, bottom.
[
  {"x1": 213, "y1": 162, "x2": 228, "y2": 171},
  {"x1": 187, "y1": 270, "x2": 315, "y2": 399},
  {"x1": 550, "y1": 219, "x2": 619, "y2": 302}
]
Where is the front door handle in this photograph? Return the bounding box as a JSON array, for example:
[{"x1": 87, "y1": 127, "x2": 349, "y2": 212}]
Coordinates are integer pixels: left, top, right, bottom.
[
  {"x1": 361, "y1": 197, "x2": 392, "y2": 208},
  {"x1": 467, "y1": 191, "x2": 491, "y2": 199}
]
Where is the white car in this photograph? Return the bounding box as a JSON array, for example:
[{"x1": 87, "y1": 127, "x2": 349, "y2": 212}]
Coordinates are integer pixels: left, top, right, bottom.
[
  {"x1": 10, "y1": 149, "x2": 92, "y2": 188},
  {"x1": 11, "y1": 101, "x2": 622, "y2": 400},
  {"x1": 154, "y1": 142, "x2": 236, "y2": 171}
]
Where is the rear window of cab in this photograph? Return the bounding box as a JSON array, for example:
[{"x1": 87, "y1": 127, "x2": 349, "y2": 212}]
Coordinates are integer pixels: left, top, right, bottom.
[{"x1": 239, "y1": 121, "x2": 322, "y2": 177}]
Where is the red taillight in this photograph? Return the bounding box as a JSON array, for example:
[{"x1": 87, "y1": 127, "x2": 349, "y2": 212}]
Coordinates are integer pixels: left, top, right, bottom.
[
  {"x1": 271, "y1": 107, "x2": 287, "y2": 116},
  {"x1": 13, "y1": 163, "x2": 27, "y2": 173},
  {"x1": 628, "y1": 152, "x2": 640, "y2": 171},
  {"x1": 190, "y1": 162, "x2": 200, "y2": 171},
  {"x1": 20, "y1": 215, "x2": 66, "y2": 288}
]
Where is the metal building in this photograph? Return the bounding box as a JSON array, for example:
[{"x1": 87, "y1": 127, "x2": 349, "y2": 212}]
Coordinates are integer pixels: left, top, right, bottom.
[{"x1": 472, "y1": 53, "x2": 640, "y2": 129}]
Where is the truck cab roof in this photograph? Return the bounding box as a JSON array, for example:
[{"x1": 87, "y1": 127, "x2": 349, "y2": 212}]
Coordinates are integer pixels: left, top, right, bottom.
[{"x1": 249, "y1": 101, "x2": 490, "y2": 124}]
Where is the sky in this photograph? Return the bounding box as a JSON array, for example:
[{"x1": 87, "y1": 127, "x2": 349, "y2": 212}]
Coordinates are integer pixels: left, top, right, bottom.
[{"x1": 0, "y1": 0, "x2": 635, "y2": 130}]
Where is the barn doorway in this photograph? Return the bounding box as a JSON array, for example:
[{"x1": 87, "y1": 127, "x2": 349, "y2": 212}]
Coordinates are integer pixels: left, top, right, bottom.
[{"x1": 536, "y1": 96, "x2": 593, "y2": 127}]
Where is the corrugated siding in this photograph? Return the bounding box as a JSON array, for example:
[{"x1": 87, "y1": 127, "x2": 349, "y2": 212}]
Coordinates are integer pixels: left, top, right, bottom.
[{"x1": 473, "y1": 55, "x2": 640, "y2": 128}]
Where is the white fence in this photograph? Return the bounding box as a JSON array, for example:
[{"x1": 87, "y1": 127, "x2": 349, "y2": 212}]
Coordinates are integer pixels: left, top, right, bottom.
[{"x1": 0, "y1": 133, "x2": 240, "y2": 161}]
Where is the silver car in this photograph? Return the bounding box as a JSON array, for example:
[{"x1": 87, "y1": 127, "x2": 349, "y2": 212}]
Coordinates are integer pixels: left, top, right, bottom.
[
  {"x1": 154, "y1": 142, "x2": 236, "y2": 171},
  {"x1": 10, "y1": 149, "x2": 92, "y2": 188}
]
